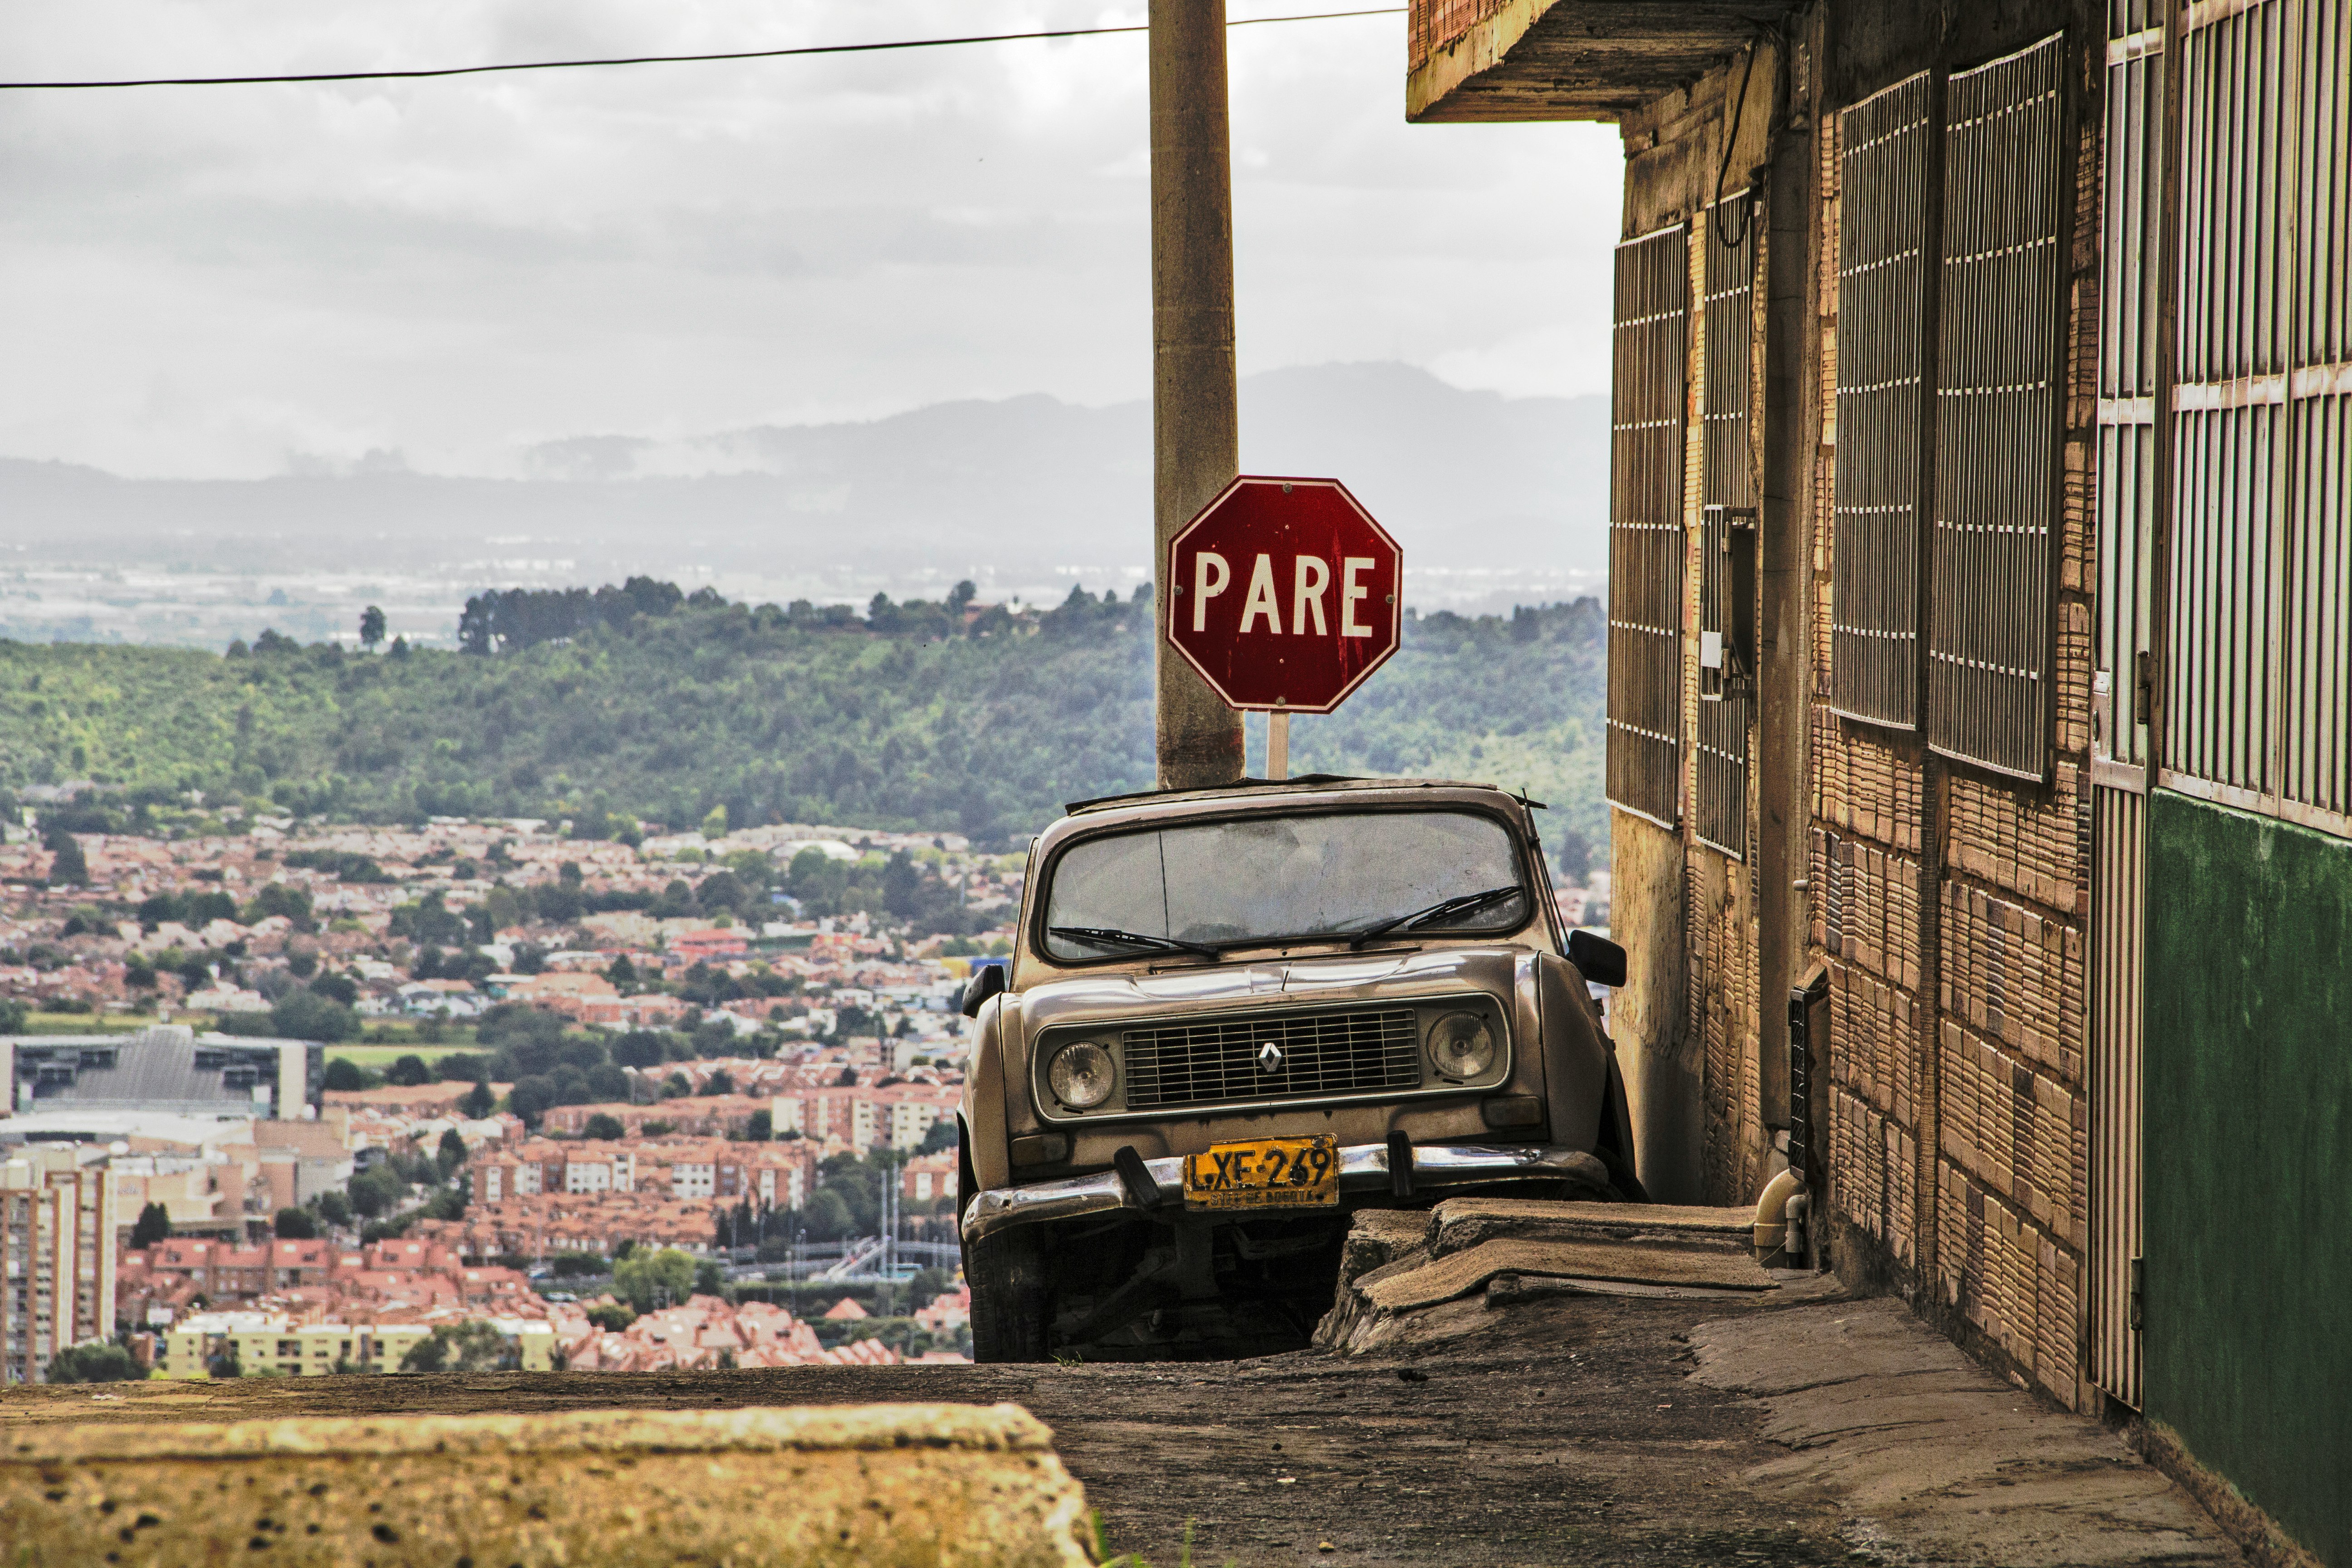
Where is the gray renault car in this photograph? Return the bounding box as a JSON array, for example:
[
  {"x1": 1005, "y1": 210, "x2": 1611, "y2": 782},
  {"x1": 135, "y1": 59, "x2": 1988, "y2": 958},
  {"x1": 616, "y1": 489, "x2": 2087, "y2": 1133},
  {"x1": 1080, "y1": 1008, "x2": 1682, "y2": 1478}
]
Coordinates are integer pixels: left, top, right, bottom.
[{"x1": 955, "y1": 776, "x2": 1637, "y2": 1360}]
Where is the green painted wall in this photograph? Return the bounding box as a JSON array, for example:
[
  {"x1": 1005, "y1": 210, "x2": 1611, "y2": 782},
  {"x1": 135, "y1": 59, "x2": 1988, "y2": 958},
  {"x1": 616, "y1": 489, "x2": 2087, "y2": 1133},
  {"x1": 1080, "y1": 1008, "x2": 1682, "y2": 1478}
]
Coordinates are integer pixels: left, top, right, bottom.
[{"x1": 2146, "y1": 790, "x2": 2352, "y2": 1567}]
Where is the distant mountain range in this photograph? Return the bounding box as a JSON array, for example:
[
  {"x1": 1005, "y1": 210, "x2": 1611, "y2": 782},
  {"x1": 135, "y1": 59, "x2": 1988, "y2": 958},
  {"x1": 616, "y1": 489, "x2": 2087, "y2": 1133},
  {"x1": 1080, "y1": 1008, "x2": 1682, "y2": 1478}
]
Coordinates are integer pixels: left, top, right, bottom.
[{"x1": 0, "y1": 364, "x2": 1606, "y2": 634}]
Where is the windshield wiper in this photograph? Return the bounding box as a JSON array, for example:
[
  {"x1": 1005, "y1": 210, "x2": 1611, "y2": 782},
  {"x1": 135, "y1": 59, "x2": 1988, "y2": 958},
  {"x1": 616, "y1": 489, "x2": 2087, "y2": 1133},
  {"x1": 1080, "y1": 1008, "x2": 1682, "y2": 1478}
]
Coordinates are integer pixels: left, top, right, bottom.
[
  {"x1": 1049, "y1": 926, "x2": 1221, "y2": 961},
  {"x1": 1348, "y1": 885, "x2": 1524, "y2": 949}
]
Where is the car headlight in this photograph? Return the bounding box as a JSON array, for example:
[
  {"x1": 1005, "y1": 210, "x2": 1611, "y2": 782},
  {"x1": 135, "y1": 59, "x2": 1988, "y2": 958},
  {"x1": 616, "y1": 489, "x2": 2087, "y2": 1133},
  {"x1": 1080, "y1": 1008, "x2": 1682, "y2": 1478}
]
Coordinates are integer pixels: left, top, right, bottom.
[
  {"x1": 1426, "y1": 1012, "x2": 1496, "y2": 1080},
  {"x1": 1048, "y1": 1040, "x2": 1116, "y2": 1109}
]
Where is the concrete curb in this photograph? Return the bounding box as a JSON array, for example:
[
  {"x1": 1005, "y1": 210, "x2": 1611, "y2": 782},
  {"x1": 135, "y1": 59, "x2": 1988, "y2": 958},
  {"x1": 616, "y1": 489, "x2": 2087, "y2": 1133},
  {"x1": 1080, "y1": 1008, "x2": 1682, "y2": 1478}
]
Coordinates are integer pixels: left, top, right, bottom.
[{"x1": 2, "y1": 1402, "x2": 1096, "y2": 1567}]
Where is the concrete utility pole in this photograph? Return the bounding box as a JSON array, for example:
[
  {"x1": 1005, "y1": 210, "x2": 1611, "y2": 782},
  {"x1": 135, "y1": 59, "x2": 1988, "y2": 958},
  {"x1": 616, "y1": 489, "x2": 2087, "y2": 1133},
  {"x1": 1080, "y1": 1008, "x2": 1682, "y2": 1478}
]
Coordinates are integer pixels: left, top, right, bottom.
[{"x1": 1150, "y1": 0, "x2": 1246, "y2": 788}]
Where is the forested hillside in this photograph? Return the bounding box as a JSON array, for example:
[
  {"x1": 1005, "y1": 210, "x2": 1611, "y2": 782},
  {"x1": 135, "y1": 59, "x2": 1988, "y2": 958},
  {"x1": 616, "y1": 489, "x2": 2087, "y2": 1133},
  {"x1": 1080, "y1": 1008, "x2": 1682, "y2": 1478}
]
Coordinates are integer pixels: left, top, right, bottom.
[{"x1": 0, "y1": 584, "x2": 1606, "y2": 872}]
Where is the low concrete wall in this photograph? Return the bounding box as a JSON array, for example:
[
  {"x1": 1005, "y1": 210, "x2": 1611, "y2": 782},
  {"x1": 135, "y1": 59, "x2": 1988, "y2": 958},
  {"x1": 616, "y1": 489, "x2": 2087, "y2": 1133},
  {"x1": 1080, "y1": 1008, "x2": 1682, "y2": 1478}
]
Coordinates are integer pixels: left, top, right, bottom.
[{"x1": 0, "y1": 1402, "x2": 1095, "y2": 1567}]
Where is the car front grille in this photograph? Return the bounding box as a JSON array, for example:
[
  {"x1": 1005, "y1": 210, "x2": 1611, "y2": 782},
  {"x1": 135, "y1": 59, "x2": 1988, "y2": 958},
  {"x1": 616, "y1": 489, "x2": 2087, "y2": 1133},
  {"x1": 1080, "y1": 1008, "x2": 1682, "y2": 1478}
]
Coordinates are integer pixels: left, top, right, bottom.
[{"x1": 1121, "y1": 1007, "x2": 1421, "y2": 1111}]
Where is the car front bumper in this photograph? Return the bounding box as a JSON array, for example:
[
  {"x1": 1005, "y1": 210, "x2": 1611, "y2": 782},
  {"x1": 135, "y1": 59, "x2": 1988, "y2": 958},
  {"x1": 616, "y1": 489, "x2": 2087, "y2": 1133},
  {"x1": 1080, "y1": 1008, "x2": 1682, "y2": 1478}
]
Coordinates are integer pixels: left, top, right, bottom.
[{"x1": 961, "y1": 1140, "x2": 1601, "y2": 1245}]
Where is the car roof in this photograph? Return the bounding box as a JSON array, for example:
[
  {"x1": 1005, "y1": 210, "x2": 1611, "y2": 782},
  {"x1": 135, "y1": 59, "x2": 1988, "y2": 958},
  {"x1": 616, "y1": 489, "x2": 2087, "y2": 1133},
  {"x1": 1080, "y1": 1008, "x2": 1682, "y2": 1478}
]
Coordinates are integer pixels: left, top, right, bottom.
[{"x1": 1061, "y1": 775, "x2": 1544, "y2": 816}]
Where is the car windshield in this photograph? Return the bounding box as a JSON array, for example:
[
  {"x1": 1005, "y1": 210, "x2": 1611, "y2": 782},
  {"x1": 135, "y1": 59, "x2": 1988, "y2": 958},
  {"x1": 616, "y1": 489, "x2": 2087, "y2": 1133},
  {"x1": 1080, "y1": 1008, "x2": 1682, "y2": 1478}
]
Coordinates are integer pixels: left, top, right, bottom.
[{"x1": 1041, "y1": 808, "x2": 1529, "y2": 961}]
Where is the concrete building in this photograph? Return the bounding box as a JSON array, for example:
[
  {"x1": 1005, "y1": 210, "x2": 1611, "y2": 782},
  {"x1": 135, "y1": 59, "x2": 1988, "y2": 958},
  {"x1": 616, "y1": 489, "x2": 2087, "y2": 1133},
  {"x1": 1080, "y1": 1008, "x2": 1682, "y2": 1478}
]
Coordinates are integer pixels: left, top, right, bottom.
[
  {"x1": 1, "y1": 1143, "x2": 117, "y2": 1384},
  {"x1": 1, "y1": 1025, "x2": 320, "y2": 1120},
  {"x1": 161, "y1": 1311, "x2": 556, "y2": 1377},
  {"x1": 1404, "y1": 3, "x2": 2347, "y2": 1562}
]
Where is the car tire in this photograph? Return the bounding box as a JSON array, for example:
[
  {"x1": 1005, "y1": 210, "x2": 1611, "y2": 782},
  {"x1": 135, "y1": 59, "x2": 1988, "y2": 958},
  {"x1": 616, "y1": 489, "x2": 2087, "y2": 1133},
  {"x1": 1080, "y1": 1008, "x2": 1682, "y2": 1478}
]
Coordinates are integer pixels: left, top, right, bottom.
[
  {"x1": 967, "y1": 1227, "x2": 1052, "y2": 1362},
  {"x1": 956, "y1": 1119, "x2": 979, "y2": 1281}
]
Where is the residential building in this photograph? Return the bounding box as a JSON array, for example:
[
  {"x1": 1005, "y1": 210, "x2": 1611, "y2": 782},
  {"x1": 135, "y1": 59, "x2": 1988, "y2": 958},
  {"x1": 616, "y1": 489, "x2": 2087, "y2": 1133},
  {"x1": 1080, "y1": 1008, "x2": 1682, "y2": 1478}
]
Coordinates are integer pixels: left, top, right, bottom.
[
  {"x1": 161, "y1": 1311, "x2": 556, "y2": 1377},
  {"x1": 1405, "y1": 3, "x2": 2349, "y2": 1559},
  {"x1": 1, "y1": 1144, "x2": 116, "y2": 1383}
]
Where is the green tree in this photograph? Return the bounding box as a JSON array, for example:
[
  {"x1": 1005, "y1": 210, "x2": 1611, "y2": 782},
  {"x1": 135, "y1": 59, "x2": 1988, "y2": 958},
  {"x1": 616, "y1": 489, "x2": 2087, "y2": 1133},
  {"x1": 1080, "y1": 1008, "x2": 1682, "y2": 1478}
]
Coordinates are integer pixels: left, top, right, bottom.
[
  {"x1": 273, "y1": 1207, "x2": 317, "y2": 1239},
  {"x1": 47, "y1": 1342, "x2": 141, "y2": 1383},
  {"x1": 585, "y1": 1301, "x2": 635, "y2": 1332},
  {"x1": 272, "y1": 988, "x2": 358, "y2": 1043},
  {"x1": 244, "y1": 882, "x2": 314, "y2": 926},
  {"x1": 129, "y1": 1201, "x2": 172, "y2": 1250},
  {"x1": 700, "y1": 804, "x2": 728, "y2": 840},
  {"x1": 463, "y1": 1081, "x2": 496, "y2": 1119},
  {"x1": 583, "y1": 1112, "x2": 624, "y2": 1141},
  {"x1": 386, "y1": 1054, "x2": 431, "y2": 1086},
  {"x1": 347, "y1": 1161, "x2": 408, "y2": 1219},
  {"x1": 359, "y1": 605, "x2": 387, "y2": 648},
  {"x1": 802, "y1": 1187, "x2": 854, "y2": 1242},
  {"x1": 507, "y1": 1076, "x2": 554, "y2": 1127},
  {"x1": 397, "y1": 1320, "x2": 514, "y2": 1374},
  {"x1": 436, "y1": 1127, "x2": 470, "y2": 1176},
  {"x1": 694, "y1": 1259, "x2": 726, "y2": 1298},
  {"x1": 321, "y1": 1057, "x2": 370, "y2": 1092},
  {"x1": 612, "y1": 1245, "x2": 696, "y2": 1311},
  {"x1": 313, "y1": 1190, "x2": 353, "y2": 1229},
  {"x1": 745, "y1": 1109, "x2": 773, "y2": 1142},
  {"x1": 45, "y1": 830, "x2": 87, "y2": 887}
]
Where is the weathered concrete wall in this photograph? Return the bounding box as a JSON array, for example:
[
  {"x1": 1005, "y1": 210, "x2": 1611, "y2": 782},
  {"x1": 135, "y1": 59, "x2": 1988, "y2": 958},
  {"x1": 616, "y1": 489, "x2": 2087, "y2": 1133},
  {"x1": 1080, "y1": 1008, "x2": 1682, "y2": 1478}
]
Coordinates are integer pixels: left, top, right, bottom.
[
  {"x1": 1612, "y1": 44, "x2": 1782, "y2": 1210},
  {"x1": 0, "y1": 1403, "x2": 1096, "y2": 1568},
  {"x1": 2145, "y1": 791, "x2": 2352, "y2": 1568},
  {"x1": 1612, "y1": 806, "x2": 1696, "y2": 1200}
]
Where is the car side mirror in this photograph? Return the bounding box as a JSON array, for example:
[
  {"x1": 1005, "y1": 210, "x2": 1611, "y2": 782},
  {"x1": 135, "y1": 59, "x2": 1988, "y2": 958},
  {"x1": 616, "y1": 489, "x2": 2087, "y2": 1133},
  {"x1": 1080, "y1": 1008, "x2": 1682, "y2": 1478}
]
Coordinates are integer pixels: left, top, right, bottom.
[
  {"x1": 1568, "y1": 930, "x2": 1627, "y2": 988},
  {"x1": 960, "y1": 965, "x2": 1008, "y2": 1019}
]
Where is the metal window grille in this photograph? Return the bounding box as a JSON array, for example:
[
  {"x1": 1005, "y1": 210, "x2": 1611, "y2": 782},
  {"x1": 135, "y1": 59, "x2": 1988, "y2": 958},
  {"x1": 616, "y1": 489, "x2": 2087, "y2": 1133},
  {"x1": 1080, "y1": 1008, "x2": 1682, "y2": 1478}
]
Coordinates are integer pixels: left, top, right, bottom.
[
  {"x1": 1928, "y1": 35, "x2": 2067, "y2": 782},
  {"x1": 2097, "y1": 15, "x2": 2166, "y2": 772},
  {"x1": 2165, "y1": 0, "x2": 2350, "y2": 837},
  {"x1": 1831, "y1": 73, "x2": 1936, "y2": 730},
  {"x1": 1698, "y1": 196, "x2": 1757, "y2": 858},
  {"x1": 2169, "y1": 0, "x2": 2290, "y2": 800},
  {"x1": 1608, "y1": 225, "x2": 1690, "y2": 829},
  {"x1": 2283, "y1": 0, "x2": 2351, "y2": 826},
  {"x1": 2089, "y1": 0, "x2": 2163, "y2": 1418}
]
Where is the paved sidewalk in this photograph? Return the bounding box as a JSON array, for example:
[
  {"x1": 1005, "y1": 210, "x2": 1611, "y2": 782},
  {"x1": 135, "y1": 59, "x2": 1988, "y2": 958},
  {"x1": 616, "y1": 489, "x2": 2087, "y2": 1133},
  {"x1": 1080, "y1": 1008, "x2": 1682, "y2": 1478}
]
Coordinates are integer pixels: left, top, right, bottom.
[{"x1": 1690, "y1": 1298, "x2": 2239, "y2": 1567}]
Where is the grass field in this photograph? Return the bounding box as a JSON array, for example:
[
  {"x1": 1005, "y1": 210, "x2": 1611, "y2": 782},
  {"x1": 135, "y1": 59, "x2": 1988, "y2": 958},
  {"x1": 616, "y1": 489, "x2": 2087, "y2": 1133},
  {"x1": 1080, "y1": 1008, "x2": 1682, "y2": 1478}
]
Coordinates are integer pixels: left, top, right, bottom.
[
  {"x1": 11, "y1": 1012, "x2": 161, "y2": 1035},
  {"x1": 324, "y1": 1045, "x2": 447, "y2": 1068}
]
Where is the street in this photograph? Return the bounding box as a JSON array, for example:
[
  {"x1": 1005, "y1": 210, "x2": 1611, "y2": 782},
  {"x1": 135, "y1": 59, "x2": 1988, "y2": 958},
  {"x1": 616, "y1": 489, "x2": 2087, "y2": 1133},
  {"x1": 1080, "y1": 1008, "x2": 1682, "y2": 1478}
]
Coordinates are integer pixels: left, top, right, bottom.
[{"x1": 5, "y1": 1284, "x2": 2240, "y2": 1568}]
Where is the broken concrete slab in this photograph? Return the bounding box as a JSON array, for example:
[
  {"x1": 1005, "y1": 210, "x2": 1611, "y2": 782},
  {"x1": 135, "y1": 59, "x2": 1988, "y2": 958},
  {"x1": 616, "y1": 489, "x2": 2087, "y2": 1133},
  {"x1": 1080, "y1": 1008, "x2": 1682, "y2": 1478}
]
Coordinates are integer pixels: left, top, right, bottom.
[
  {"x1": 1364, "y1": 1236, "x2": 1776, "y2": 1313},
  {"x1": 1316, "y1": 1197, "x2": 1779, "y2": 1351},
  {"x1": 1430, "y1": 1197, "x2": 1756, "y2": 1258},
  {"x1": 0, "y1": 1403, "x2": 1096, "y2": 1568},
  {"x1": 1689, "y1": 1298, "x2": 2243, "y2": 1567}
]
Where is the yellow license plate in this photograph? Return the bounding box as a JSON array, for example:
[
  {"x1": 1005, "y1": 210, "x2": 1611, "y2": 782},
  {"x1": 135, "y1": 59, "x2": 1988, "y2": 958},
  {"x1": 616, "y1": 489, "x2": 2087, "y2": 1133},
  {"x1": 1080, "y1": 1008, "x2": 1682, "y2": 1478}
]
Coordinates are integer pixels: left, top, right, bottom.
[{"x1": 1182, "y1": 1136, "x2": 1341, "y2": 1210}]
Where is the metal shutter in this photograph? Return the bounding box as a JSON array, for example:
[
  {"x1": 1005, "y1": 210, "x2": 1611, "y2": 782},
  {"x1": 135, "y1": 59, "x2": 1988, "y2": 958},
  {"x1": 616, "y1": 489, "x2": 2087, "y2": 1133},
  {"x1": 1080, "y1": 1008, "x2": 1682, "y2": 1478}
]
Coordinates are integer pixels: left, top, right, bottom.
[
  {"x1": 1830, "y1": 73, "x2": 1936, "y2": 730},
  {"x1": 1928, "y1": 35, "x2": 2068, "y2": 781},
  {"x1": 1607, "y1": 225, "x2": 1690, "y2": 830},
  {"x1": 1697, "y1": 197, "x2": 1757, "y2": 858}
]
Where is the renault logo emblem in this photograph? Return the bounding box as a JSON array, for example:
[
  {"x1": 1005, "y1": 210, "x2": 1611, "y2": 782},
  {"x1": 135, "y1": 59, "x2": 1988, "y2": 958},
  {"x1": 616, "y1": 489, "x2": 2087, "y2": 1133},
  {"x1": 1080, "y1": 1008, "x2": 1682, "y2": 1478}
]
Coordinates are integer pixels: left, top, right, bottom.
[{"x1": 1257, "y1": 1041, "x2": 1285, "y2": 1074}]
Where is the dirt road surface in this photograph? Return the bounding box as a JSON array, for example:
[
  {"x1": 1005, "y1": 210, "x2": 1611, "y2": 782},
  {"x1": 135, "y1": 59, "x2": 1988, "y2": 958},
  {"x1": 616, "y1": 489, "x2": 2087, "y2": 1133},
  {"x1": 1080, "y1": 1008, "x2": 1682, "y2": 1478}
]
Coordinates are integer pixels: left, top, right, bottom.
[{"x1": 5, "y1": 1285, "x2": 2239, "y2": 1568}]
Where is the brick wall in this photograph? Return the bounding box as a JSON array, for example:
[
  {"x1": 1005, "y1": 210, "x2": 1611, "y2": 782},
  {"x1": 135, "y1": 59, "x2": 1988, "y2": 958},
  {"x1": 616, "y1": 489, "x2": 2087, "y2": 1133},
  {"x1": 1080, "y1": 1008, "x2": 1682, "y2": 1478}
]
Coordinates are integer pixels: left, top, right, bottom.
[{"x1": 1805, "y1": 72, "x2": 2102, "y2": 1413}]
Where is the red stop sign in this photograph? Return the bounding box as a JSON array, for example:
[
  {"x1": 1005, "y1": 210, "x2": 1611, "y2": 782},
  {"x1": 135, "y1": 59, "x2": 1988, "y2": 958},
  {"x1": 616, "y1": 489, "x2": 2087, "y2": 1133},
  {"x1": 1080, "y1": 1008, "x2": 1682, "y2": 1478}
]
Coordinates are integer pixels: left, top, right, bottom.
[{"x1": 1166, "y1": 475, "x2": 1402, "y2": 713}]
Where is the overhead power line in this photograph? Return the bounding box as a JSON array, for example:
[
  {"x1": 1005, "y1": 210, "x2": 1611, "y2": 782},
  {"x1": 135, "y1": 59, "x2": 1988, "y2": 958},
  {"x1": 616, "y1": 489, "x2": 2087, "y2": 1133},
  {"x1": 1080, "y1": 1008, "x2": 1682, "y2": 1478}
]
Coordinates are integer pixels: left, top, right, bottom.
[{"x1": 0, "y1": 8, "x2": 1404, "y2": 91}]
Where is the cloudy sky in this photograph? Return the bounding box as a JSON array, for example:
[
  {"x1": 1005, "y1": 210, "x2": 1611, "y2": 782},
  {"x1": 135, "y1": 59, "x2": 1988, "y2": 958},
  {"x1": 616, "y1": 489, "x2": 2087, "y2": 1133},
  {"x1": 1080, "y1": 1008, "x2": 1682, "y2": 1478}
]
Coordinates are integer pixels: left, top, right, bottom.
[{"x1": 0, "y1": 1, "x2": 1622, "y2": 480}]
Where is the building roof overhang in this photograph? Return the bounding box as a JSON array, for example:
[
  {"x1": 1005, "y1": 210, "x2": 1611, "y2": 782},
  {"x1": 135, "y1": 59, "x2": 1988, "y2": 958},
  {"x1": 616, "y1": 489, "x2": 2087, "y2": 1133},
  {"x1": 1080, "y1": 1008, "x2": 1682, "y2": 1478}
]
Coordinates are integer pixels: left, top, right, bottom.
[{"x1": 1408, "y1": 0, "x2": 1803, "y2": 123}]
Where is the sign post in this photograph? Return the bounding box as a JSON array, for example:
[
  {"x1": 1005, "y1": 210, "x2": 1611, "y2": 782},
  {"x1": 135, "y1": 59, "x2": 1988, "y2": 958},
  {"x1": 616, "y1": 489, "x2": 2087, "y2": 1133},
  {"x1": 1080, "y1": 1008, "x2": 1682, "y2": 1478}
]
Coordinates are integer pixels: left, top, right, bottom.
[
  {"x1": 1165, "y1": 475, "x2": 1403, "y2": 777},
  {"x1": 1149, "y1": 0, "x2": 1245, "y2": 789}
]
